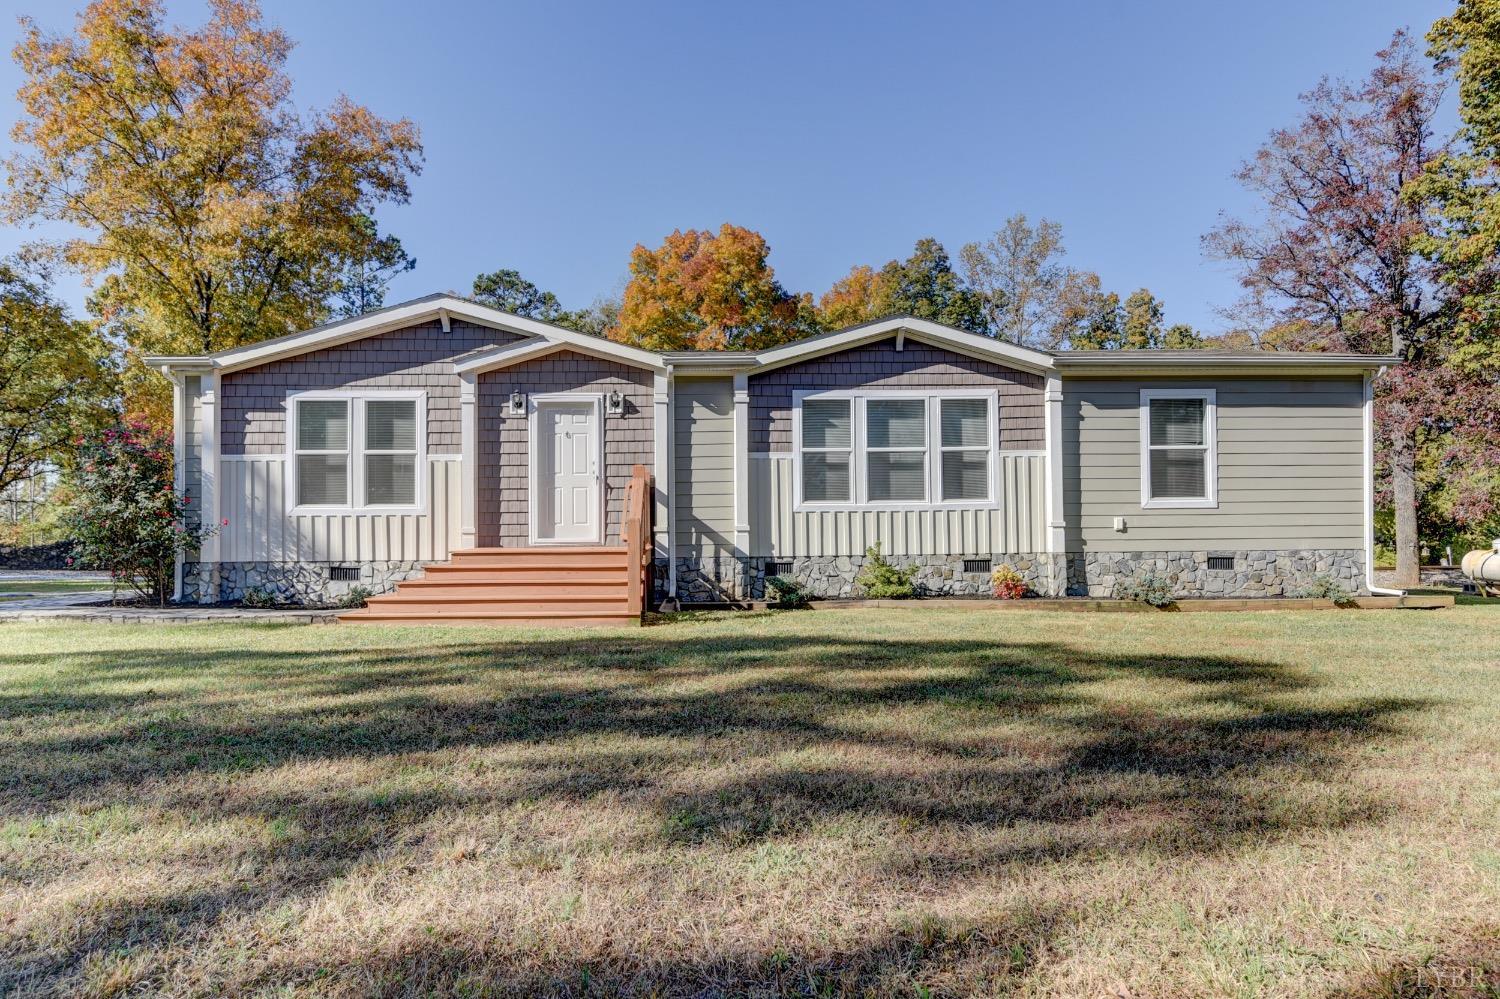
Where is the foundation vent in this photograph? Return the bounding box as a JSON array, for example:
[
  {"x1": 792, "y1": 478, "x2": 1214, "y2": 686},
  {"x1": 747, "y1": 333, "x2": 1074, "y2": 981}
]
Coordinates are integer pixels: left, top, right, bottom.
[
  {"x1": 1206, "y1": 556, "x2": 1235, "y2": 571},
  {"x1": 765, "y1": 561, "x2": 795, "y2": 577},
  {"x1": 963, "y1": 558, "x2": 993, "y2": 574},
  {"x1": 329, "y1": 566, "x2": 362, "y2": 582}
]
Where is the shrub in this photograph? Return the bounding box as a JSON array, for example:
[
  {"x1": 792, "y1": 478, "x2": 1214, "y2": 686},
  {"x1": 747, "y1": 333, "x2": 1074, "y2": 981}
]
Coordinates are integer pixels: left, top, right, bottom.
[
  {"x1": 1298, "y1": 574, "x2": 1357, "y2": 607},
  {"x1": 991, "y1": 563, "x2": 1029, "y2": 599},
  {"x1": 765, "y1": 575, "x2": 810, "y2": 609},
  {"x1": 855, "y1": 543, "x2": 918, "y2": 599},
  {"x1": 1114, "y1": 571, "x2": 1175, "y2": 607},
  {"x1": 67, "y1": 422, "x2": 218, "y2": 605},
  {"x1": 337, "y1": 585, "x2": 374, "y2": 609},
  {"x1": 241, "y1": 587, "x2": 278, "y2": 609}
]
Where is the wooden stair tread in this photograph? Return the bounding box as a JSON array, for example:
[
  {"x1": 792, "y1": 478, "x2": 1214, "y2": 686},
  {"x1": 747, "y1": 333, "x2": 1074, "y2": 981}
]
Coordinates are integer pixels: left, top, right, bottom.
[{"x1": 452, "y1": 546, "x2": 628, "y2": 556}]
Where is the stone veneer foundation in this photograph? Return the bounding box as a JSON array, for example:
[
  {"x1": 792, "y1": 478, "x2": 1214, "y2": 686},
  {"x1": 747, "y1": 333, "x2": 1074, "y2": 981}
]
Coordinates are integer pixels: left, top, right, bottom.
[
  {"x1": 664, "y1": 549, "x2": 1366, "y2": 603},
  {"x1": 184, "y1": 560, "x2": 426, "y2": 606}
]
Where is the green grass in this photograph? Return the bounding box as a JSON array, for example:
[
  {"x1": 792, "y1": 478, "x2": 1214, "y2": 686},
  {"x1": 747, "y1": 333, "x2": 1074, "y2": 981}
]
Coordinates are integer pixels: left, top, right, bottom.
[
  {"x1": 0, "y1": 580, "x2": 111, "y2": 594},
  {"x1": 0, "y1": 607, "x2": 1496, "y2": 997}
]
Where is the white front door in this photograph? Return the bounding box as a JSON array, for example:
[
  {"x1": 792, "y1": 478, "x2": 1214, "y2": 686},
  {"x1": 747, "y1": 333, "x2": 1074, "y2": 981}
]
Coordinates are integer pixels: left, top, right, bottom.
[{"x1": 534, "y1": 399, "x2": 601, "y2": 543}]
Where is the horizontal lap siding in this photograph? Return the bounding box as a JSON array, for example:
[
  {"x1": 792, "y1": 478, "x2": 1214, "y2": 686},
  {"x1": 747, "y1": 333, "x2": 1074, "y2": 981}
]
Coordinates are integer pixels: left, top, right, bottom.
[
  {"x1": 749, "y1": 453, "x2": 1045, "y2": 556},
  {"x1": 748, "y1": 336, "x2": 1044, "y2": 452},
  {"x1": 1063, "y1": 376, "x2": 1366, "y2": 552},
  {"x1": 219, "y1": 457, "x2": 461, "y2": 561},
  {"x1": 219, "y1": 320, "x2": 515, "y2": 455},
  {"x1": 476, "y1": 352, "x2": 654, "y2": 547},
  {"x1": 674, "y1": 378, "x2": 735, "y2": 553}
]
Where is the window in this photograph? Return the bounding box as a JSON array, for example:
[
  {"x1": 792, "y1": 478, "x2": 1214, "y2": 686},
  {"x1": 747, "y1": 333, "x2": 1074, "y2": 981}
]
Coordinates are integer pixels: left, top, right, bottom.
[
  {"x1": 800, "y1": 398, "x2": 853, "y2": 503},
  {"x1": 289, "y1": 392, "x2": 424, "y2": 511},
  {"x1": 1140, "y1": 389, "x2": 1216, "y2": 508},
  {"x1": 795, "y1": 391, "x2": 995, "y2": 509}
]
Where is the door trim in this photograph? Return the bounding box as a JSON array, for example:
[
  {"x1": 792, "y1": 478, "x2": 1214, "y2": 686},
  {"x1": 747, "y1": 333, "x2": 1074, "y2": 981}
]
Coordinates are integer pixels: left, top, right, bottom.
[{"x1": 527, "y1": 393, "x2": 606, "y2": 546}]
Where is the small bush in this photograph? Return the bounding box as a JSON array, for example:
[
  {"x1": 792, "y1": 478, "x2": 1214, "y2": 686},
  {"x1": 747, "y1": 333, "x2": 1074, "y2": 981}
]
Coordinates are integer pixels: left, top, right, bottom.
[
  {"x1": 1298, "y1": 574, "x2": 1357, "y2": 607},
  {"x1": 855, "y1": 543, "x2": 918, "y2": 599},
  {"x1": 240, "y1": 587, "x2": 278, "y2": 609},
  {"x1": 991, "y1": 564, "x2": 1029, "y2": 600},
  {"x1": 336, "y1": 585, "x2": 374, "y2": 609},
  {"x1": 1114, "y1": 572, "x2": 1175, "y2": 607},
  {"x1": 765, "y1": 575, "x2": 810, "y2": 609}
]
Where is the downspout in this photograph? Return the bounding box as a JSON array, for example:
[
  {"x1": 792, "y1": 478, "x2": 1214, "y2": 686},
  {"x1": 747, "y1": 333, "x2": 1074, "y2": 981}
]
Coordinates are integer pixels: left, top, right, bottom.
[
  {"x1": 169, "y1": 369, "x2": 186, "y2": 603},
  {"x1": 1364, "y1": 369, "x2": 1404, "y2": 596}
]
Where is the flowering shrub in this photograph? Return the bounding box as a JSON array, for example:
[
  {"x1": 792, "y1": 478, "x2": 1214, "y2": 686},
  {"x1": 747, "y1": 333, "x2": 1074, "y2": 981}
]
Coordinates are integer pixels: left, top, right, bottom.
[
  {"x1": 68, "y1": 421, "x2": 218, "y2": 605},
  {"x1": 991, "y1": 564, "x2": 1029, "y2": 600}
]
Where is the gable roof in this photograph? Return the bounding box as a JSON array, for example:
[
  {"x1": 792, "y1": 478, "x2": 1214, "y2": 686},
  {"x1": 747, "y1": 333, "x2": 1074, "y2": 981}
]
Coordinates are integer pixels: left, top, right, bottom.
[
  {"x1": 144, "y1": 294, "x2": 1399, "y2": 380},
  {"x1": 144, "y1": 293, "x2": 666, "y2": 375}
]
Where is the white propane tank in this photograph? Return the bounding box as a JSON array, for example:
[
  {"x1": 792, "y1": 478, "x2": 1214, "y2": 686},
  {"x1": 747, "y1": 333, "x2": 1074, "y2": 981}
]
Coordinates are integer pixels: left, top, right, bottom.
[{"x1": 1461, "y1": 541, "x2": 1500, "y2": 596}]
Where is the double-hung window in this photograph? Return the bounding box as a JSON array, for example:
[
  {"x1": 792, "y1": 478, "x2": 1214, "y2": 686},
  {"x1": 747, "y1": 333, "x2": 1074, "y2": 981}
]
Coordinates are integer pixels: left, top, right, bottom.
[
  {"x1": 289, "y1": 391, "x2": 425, "y2": 512},
  {"x1": 1139, "y1": 389, "x2": 1216, "y2": 508},
  {"x1": 796, "y1": 391, "x2": 996, "y2": 509}
]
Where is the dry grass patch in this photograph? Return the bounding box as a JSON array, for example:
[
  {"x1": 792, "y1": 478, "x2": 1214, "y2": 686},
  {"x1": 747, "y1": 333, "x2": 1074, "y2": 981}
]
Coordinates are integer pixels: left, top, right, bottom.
[{"x1": 0, "y1": 607, "x2": 1496, "y2": 997}]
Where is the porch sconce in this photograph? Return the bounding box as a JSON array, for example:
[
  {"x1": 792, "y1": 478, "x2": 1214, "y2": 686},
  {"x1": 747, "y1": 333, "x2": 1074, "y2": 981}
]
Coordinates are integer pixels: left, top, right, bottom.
[
  {"x1": 508, "y1": 390, "x2": 526, "y2": 415},
  {"x1": 605, "y1": 389, "x2": 625, "y2": 417}
]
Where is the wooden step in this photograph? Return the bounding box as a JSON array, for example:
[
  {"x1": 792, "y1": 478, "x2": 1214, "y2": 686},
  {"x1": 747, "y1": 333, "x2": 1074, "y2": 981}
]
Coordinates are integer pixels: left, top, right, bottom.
[
  {"x1": 339, "y1": 607, "x2": 640, "y2": 627},
  {"x1": 420, "y1": 564, "x2": 629, "y2": 581},
  {"x1": 384, "y1": 580, "x2": 628, "y2": 598},
  {"x1": 365, "y1": 595, "x2": 629, "y2": 614},
  {"x1": 448, "y1": 547, "x2": 629, "y2": 567}
]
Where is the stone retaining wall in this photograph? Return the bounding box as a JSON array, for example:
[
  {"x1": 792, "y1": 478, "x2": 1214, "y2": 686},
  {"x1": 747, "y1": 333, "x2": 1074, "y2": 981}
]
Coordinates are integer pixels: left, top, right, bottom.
[{"x1": 0, "y1": 540, "x2": 80, "y2": 570}]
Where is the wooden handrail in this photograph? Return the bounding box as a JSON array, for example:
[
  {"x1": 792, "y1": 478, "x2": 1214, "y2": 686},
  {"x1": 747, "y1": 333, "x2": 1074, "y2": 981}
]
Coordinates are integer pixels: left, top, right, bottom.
[{"x1": 621, "y1": 464, "x2": 653, "y2": 619}]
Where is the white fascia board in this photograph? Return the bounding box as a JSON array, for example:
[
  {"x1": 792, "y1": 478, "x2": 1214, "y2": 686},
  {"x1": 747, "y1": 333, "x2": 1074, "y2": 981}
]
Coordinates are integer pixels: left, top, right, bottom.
[
  {"x1": 454, "y1": 335, "x2": 667, "y2": 375},
  {"x1": 192, "y1": 295, "x2": 665, "y2": 374},
  {"x1": 748, "y1": 318, "x2": 1056, "y2": 376}
]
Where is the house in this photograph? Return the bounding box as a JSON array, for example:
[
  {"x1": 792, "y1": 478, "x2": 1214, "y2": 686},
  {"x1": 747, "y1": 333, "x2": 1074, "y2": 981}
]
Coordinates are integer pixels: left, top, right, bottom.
[{"x1": 147, "y1": 293, "x2": 1399, "y2": 622}]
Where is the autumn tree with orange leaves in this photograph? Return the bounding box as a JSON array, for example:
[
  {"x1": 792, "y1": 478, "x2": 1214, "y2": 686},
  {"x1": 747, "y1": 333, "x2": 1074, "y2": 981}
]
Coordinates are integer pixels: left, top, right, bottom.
[
  {"x1": 4, "y1": 0, "x2": 422, "y2": 420},
  {"x1": 609, "y1": 224, "x2": 821, "y2": 351}
]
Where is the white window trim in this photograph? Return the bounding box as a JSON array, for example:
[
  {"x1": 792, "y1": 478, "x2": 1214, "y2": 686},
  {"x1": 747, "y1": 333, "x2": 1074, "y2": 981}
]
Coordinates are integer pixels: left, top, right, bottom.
[
  {"x1": 286, "y1": 389, "x2": 427, "y2": 515},
  {"x1": 791, "y1": 388, "x2": 1000, "y2": 512},
  {"x1": 1139, "y1": 388, "x2": 1217, "y2": 509}
]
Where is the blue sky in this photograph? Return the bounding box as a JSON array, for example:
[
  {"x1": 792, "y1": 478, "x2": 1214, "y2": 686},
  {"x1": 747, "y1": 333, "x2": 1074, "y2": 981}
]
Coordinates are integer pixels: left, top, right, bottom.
[{"x1": 0, "y1": 0, "x2": 1455, "y2": 334}]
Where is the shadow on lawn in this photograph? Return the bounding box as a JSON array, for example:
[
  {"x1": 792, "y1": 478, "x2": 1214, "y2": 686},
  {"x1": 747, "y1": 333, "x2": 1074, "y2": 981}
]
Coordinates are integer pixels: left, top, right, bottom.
[{"x1": 0, "y1": 628, "x2": 1434, "y2": 995}]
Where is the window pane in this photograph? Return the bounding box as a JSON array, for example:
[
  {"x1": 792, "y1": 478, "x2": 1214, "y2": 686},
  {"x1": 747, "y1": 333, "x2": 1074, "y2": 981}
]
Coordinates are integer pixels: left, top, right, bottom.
[
  {"x1": 296, "y1": 454, "x2": 347, "y2": 505},
  {"x1": 941, "y1": 398, "x2": 989, "y2": 448},
  {"x1": 802, "y1": 451, "x2": 850, "y2": 502},
  {"x1": 366, "y1": 399, "x2": 417, "y2": 451},
  {"x1": 942, "y1": 450, "x2": 989, "y2": 501},
  {"x1": 866, "y1": 399, "x2": 926, "y2": 448},
  {"x1": 802, "y1": 399, "x2": 851, "y2": 449},
  {"x1": 297, "y1": 400, "x2": 348, "y2": 451},
  {"x1": 868, "y1": 451, "x2": 926, "y2": 502},
  {"x1": 1150, "y1": 398, "x2": 1205, "y2": 446},
  {"x1": 365, "y1": 453, "x2": 417, "y2": 505},
  {"x1": 1150, "y1": 448, "x2": 1207, "y2": 498}
]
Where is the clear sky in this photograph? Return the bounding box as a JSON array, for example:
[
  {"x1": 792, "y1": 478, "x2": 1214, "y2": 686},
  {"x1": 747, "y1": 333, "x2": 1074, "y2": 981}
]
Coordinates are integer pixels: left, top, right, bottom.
[{"x1": 0, "y1": 0, "x2": 1456, "y2": 335}]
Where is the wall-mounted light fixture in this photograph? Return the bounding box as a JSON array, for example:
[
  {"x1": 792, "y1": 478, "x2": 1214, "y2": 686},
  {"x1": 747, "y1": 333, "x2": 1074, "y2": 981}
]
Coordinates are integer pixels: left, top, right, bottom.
[
  {"x1": 605, "y1": 389, "x2": 625, "y2": 417},
  {"x1": 508, "y1": 390, "x2": 526, "y2": 415}
]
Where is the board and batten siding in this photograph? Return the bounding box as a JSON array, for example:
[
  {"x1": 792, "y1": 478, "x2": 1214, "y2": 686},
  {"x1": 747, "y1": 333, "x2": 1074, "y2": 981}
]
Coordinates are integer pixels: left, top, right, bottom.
[
  {"x1": 673, "y1": 378, "x2": 735, "y2": 552},
  {"x1": 217, "y1": 456, "x2": 462, "y2": 562},
  {"x1": 1063, "y1": 376, "x2": 1366, "y2": 552},
  {"x1": 749, "y1": 452, "x2": 1046, "y2": 557}
]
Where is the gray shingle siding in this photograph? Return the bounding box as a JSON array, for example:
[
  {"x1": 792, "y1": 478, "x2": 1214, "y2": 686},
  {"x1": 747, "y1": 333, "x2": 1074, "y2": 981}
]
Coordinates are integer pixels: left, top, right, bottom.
[
  {"x1": 220, "y1": 319, "x2": 516, "y2": 455},
  {"x1": 749, "y1": 336, "x2": 1045, "y2": 452},
  {"x1": 476, "y1": 351, "x2": 654, "y2": 546}
]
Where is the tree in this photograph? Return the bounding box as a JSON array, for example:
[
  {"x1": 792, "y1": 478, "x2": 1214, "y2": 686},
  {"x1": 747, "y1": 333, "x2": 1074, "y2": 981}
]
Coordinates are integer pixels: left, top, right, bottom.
[
  {"x1": 959, "y1": 214, "x2": 1080, "y2": 347},
  {"x1": 1203, "y1": 31, "x2": 1460, "y2": 587},
  {"x1": 5, "y1": 0, "x2": 422, "y2": 385},
  {"x1": 610, "y1": 223, "x2": 820, "y2": 350},
  {"x1": 1052, "y1": 272, "x2": 1122, "y2": 349},
  {"x1": 1163, "y1": 323, "x2": 1204, "y2": 349},
  {"x1": 817, "y1": 264, "x2": 890, "y2": 329},
  {"x1": 0, "y1": 262, "x2": 116, "y2": 493},
  {"x1": 1409, "y1": 0, "x2": 1500, "y2": 378},
  {"x1": 331, "y1": 216, "x2": 415, "y2": 318},
  {"x1": 1120, "y1": 289, "x2": 1165, "y2": 348},
  {"x1": 874, "y1": 238, "x2": 987, "y2": 333},
  {"x1": 471, "y1": 269, "x2": 567, "y2": 321}
]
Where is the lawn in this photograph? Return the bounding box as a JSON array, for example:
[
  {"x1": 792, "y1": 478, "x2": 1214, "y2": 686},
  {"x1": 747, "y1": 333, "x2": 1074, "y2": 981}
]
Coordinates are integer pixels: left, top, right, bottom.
[
  {"x1": 0, "y1": 607, "x2": 1496, "y2": 998},
  {"x1": 0, "y1": 580, "x2": 111, "y2": 594}
]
